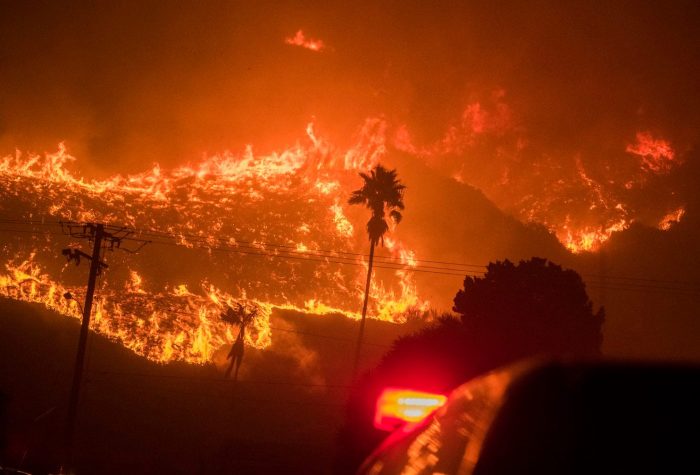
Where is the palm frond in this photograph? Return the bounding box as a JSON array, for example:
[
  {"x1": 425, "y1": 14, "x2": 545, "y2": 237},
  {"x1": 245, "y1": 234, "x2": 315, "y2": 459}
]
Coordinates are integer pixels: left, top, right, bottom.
[
  {"x1": 349, "y1": 164, "x2": 406, "y2": 242},
  {"x1": 358, "y1": 172, "x2": 372, "y2": 183},
  {"x1": 348, "y1": 190, "x2": 367, "y2": 205}
]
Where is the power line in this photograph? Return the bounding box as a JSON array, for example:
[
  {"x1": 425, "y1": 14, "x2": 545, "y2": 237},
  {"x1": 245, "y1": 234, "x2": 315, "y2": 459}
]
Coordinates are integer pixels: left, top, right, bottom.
[
  {"x1": 2, "y1": 227, "x2": 699, "y2": 294},
  {"x1": 1, "y1": 218, "x2": 699, "y2": 291},
  {"x1": 92, "y1": 222, "x2": 700, "y2": 287},
  {"x1": 98, "y1": 221, "x2": 472, "y2": 265},
  {"x1": 0, "y1": 224, "x2": 477, "y2": 276},
  {"x1": 2, "y1": 227, "x2": 698, "y2": 293},
  {"x1": 0, "y1": 227, "x2": 64, "y2": 236},
  {"x1": 0, "y1": 219, "x2": 57, "y2": 225},
  {"x1": 103, "y1": 227, "x2": 481, "y2": 273},
  {"x1": 144, "y1": 238, "x2": 474, "y2": 277},
  {"x1": 0, "y1": 218, "x2": 485, "y2": 269}
]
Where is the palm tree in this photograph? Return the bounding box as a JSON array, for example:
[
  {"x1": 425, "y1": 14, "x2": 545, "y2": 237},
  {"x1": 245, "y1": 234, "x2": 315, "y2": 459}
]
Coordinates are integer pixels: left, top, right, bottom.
[{"x1": 348, "y1": 164, "x2": 406, "y2": 379}]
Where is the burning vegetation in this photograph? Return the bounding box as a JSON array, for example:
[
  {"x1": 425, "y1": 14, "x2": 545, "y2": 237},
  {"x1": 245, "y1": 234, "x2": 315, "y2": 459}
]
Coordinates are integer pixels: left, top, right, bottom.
[
  {"x1": 0, "y1": 128, "x2": 427, "y2": 364},
  {"x1": 0, "y1": 4, "x2": 697, "y2": 475},
  {"x1": 0, "y1": 108, "x2": 688, "y2": 364}
]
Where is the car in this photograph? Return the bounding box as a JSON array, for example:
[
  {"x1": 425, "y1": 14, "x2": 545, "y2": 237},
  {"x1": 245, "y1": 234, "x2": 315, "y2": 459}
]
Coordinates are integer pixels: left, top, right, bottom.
[{"x1": 358, "y1": 359, "x2": 700, "y2": 474}]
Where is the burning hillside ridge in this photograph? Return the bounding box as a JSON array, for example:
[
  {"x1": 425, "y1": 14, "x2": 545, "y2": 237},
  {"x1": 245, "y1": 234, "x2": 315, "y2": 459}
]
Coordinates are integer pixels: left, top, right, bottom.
[
  {"x1": 392, "y1": 91, "x2": 686, "y2": 252},
  {"x1": 0, "y1": 109, "x2": 687, "y2": 364},
  {"x1": 0, "y1": 125, "x2": 427, "y2": 364}
]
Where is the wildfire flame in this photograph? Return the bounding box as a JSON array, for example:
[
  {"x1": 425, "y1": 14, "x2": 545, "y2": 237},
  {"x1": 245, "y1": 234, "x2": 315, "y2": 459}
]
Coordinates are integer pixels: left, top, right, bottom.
[
  {"x1": 0, "y1": 105, "x2": 686, "y2": 362},
  {"x1": 393, "y1": 93, "x2": 683, "y2": 253},
  {"x1": 626, "y1": 131, "x2": 677, "y2": 174},
  {"x1": 658, "y1": 207, "x2": 685, "y2": 231},
  {"x1": 285, "y1": 30, "x2": 325, "y2": 52},
  {"x1": 0, "y1": 125, "x2": 426, "y2": 364}
]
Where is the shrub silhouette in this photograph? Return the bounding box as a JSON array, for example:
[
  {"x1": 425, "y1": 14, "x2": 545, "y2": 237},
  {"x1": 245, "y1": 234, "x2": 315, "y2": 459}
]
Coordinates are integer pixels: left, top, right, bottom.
[{"x1": 336, "y1": 257, "x2": 604, "y2": 472}]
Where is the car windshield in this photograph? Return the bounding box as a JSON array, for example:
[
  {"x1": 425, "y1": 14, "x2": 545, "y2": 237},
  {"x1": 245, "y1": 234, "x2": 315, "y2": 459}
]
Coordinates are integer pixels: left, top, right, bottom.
[
  {"x1": 359, "y1": 368, "x2": 515, "y2": 474},
  {"x1": 359, "y1": 361, "x2": 700, "y2": 475}
]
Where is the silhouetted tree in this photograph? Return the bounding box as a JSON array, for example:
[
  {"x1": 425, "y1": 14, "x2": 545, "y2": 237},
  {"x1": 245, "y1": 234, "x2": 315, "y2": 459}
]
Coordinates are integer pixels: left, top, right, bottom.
[
  {"x1": 336, "y1": 257, "x2": 604, "y2": 472},
  {"x1": 221, "y1": 303, "x2": 257, "y2": 381},
  {"x1": 348, "y1": 165, "x2": 406, "y2": 378},
  {"x1": 454, "y1": 257, "x2": 604, "y2": 360}
]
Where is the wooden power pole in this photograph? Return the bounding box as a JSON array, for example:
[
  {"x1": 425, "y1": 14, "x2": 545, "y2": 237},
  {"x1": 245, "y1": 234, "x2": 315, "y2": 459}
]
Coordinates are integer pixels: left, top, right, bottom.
[
  {"x1": 56, "y1": 221, "x2": 149, "y2": 473},
  {"x1": 63, "y1": 223, "x2": 104, "y2": 471}
]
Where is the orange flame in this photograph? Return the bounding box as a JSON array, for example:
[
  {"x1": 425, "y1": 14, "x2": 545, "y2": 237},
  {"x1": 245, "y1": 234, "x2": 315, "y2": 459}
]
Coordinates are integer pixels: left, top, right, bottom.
[
  {"x1": 285, "y1": 30, "x2": 325, "y2": 52},
  {"x1": 626, "y1": 131, "x2": 677, "y2": 174},
  {"x1": 658, "y1": 207, "x2": 685, "y2": 231},
  {"x1": 0, "y1": 125, "x2": 428, "y2": 364}
]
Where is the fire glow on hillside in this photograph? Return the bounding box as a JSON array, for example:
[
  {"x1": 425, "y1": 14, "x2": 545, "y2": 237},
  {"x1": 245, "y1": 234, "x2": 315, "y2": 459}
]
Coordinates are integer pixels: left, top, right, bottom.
[
  {"x1": 0, "y1": 110, "x2": 687, "y2": 364},
  {"x1": 0, "y1": 124, "x2": 428, "y2": 364}
]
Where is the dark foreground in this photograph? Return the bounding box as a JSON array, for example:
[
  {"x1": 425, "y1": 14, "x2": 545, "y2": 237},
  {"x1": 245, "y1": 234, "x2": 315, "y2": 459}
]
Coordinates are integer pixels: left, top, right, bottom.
[{"x1": 0, "y1": 298, "x2": 407, "y2": 474}]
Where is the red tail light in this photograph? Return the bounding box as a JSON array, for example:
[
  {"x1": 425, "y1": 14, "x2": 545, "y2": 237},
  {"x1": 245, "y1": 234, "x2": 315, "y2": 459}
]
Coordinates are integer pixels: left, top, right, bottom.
[{"x1": 374, "y1": 388, "x2": 447, "y2": 431}]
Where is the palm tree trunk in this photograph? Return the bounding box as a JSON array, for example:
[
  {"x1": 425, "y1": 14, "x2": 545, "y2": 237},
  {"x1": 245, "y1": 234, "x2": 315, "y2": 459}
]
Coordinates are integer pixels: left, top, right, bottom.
[{"x1": 352, "y1": 238, "x2": 376, "y2": 381}]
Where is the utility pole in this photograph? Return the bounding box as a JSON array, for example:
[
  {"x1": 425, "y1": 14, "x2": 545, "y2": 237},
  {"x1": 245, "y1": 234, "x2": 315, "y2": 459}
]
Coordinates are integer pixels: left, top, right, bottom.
[
  {"x1": 63, "y1": 223, "x2": 104, "y2": 472},
  {"x1": 58, "y1": 222, "x2": 149, "y2": 473}
]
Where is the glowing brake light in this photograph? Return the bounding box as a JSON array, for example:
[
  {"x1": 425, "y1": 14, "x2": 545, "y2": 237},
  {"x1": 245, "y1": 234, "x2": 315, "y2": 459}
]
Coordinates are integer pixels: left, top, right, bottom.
[{"x1": 374, "y1": 388, "x2": 447, "y2": 431}]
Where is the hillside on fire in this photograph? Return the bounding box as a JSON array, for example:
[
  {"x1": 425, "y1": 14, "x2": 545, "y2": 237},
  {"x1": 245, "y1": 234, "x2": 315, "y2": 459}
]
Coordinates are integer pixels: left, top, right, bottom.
[{"x1": 2, "y1": 1, "x2": 700, "y2": 474}]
